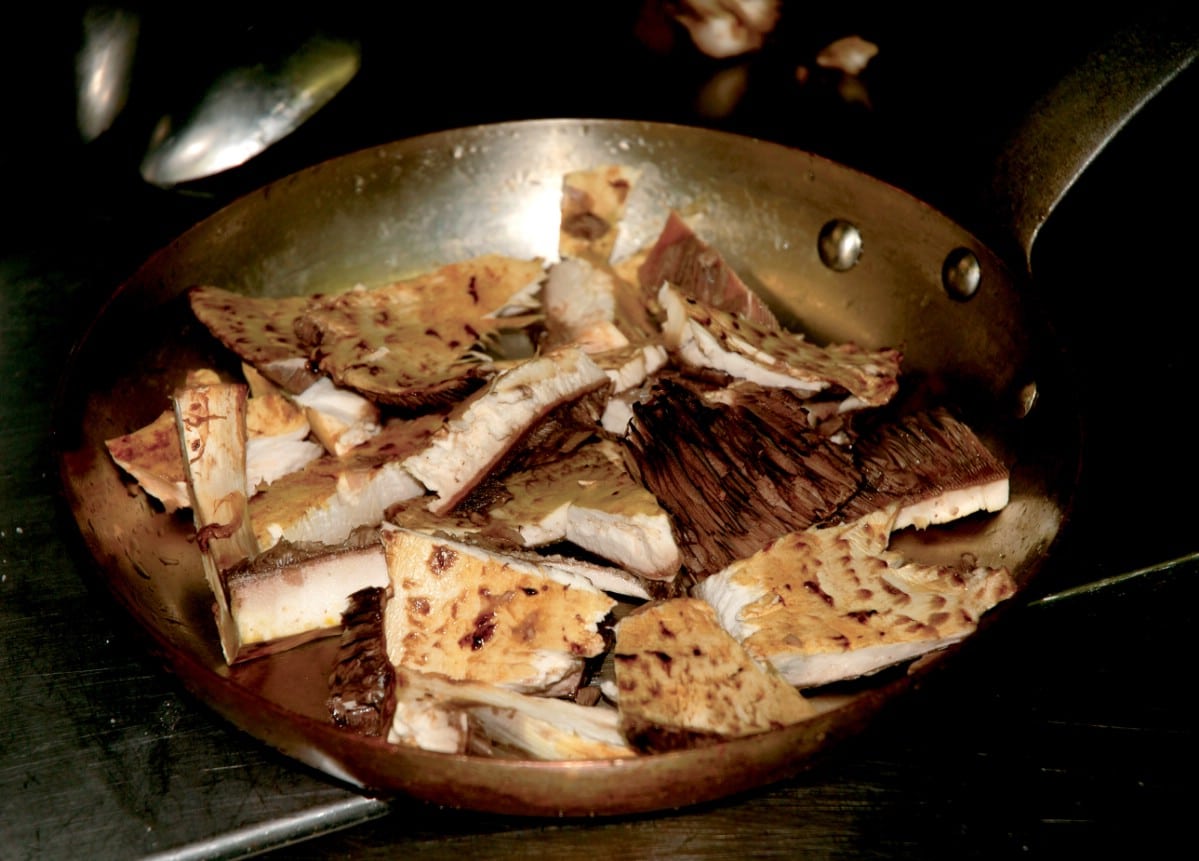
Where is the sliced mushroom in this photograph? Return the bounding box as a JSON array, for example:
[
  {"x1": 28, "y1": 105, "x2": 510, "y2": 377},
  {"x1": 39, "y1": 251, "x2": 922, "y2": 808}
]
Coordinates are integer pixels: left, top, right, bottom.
[
  {"x1": 295, "y1": 254, "x2": 544, "y2": 410},
  {"x1": 489, "y1": 439, "x2": 680, "y2": 580},
  {"x1": 401, "y1": 346, "x2": 611, "y2": 515},
  {"x1": 658, "y1": 283, "x2": 902, "y2": 410},
  {"x1": 221, "y1": 528, "x2": 389, "y2": 664},
  {"x1": 693, "y1": 505, "x2": 1017, "y2": 688},
  {"x1": 613, "y1": 597, "x2": 814, "y2": 753},
  {"x1": 381, "y1": 526, "x2": 615, "y2": 697},
  {"x1": 249, "y1": 413, "x2": 442, "y2": 549},
  {"x1": 173, "y1": 382, "x2": 259, "y2": 663}
]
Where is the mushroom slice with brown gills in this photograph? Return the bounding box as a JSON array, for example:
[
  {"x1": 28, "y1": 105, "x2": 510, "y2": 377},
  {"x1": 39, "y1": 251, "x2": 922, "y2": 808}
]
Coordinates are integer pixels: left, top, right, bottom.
[
  {"x1": 595, "y1": 343, "x2": 669, "y2": 437},
  {"x1": 173, "y1": 382, "x2": 260, "y2": 664},
  {"x1": 327, "y1": 585, "x2": 396, "y2": 738},
  {"x1": 294, "y1": 254, "x2": 544, "y2": 410},
  {"x1": 692, "y1": 504, "x2": 1017, "y2": 689},
  {"x1": 612, "y1": 597, "x2": 815, "y2": 753},
  {"x1": 401, "y1": 345, "x2": 611, "y2": 515},
  {"x1": 836, "y1": 407, "x2": 1010, "y2": 531},
  {"x1": 638, "y1": 211, "x2": 780, "y2": 329},
  {"x1": 657, "y1": 283, "x2": 901, "y2": 411},
  {"x1": 220, "y1": 526, "x2": 389, "y2": 664},
  {"x1": 381, "y1": 526, "x2": 615, "y2": 697},
  {"x1": 249, "y1": 412, "x2": 444, "y2": 550},
  {"x1": 559, "y1": 164, "x2": 640, "y2": 263},
  {"x1": 188, "y1": 286, "x2": 321, "y2": 394},
  {"x1": 622, "y1": 372, "x2": 863, "y2": 576},
  {"x1": 487, "y1": 438, "x2": 681, "y2": 581}
]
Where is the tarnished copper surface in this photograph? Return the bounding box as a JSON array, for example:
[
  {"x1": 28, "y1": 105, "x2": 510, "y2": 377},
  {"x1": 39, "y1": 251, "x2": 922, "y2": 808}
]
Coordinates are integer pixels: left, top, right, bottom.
[{"x1": 55, "y1": 119, "x2": 1080, "y2": 815}]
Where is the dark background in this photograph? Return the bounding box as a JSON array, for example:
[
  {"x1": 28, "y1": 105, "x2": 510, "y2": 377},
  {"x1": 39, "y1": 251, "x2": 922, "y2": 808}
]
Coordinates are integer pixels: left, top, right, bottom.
[{"x1": 2, "y1": 3, "x2": 1196, "y2": 858}]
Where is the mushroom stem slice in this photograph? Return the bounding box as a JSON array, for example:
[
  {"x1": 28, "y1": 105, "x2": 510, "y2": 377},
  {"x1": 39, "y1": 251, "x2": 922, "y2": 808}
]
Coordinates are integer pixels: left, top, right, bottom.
[{"x1": 173, "y1": 382, "x2": 260, "y2": 663}]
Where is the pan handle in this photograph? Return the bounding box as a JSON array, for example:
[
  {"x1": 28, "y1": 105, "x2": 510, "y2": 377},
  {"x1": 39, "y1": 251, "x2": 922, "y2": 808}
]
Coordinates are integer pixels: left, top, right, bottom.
[{"x1": 984, "y1": 11, "x2": 1197, "y2": 270}]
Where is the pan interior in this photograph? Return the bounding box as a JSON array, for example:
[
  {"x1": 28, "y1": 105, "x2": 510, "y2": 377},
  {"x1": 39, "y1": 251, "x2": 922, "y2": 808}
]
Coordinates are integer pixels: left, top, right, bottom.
[{"x1": 56, "y1": 119, "x2": 1079, "y2": 815}]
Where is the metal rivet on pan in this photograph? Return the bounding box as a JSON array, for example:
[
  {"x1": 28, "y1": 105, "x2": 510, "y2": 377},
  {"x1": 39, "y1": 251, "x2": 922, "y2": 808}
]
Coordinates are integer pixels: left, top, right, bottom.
[
  {"x1": 817, "y1": 220, "x2": 862, "y2": 272},
  {"x1": 943, "y1": 247, "x2": 981, "y2": 300}
]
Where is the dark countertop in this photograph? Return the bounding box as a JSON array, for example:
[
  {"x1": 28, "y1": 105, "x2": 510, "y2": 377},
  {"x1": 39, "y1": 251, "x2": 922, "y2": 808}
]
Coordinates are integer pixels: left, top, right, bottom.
[{"x1": 3, "y1": 5, "x2": 1196, "y2": 858}]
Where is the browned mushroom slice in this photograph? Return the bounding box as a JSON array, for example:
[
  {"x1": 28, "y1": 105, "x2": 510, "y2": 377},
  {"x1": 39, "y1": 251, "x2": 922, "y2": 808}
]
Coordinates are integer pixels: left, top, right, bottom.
[
  {"x1": 107, "y1": 370, "x2": 323, "y2": 510},
  {"x1": 593, "y1": 343, "x2": 670, "y2": 436},
  {"x1": 638, "y1": 211, "x2": 780, "y2": 329},
  {"x1": 401, "y1": 346, "x2": 611, "y2": 515},
  {"x1": 613, "y1": 598, "x2": 814, "y2": 753},
  {"x1": 106, "y1": 410, "x2": 191, "y2": 511},
  {"x1": 385, "y1": 500, "x2": 653, "y2": 600},
  {"x1": 219, "y1": 528, "x2": 389, "y2": 664},
  {"x1": 381, "y1": 527, "x2": 615, "y2": 697},
  {"x1": 489, "y1": 439, "x2": 680, "y2": 580},
  {"x1": 106, "y1": 370, "x2": 224, "y2": 511},
  {"x1": 693, "y1": 505, "x2": 1017, "y2": 688},
  {"x1": 189, "y1": 286, "x2": 321, "y2": 394},
  {"x1": 249, "y1": 412, "x2": 443, "y2": 550},
  {"x1": 559, "y1": 164, "x2": 640, "y2": 263},
  {"x1": 658, "y1": 283, "x2": 901, "y2": 410},
  {"x1": 390, "y1": 670, "x2": 636, "y2": 760},
  {"x1": 173, "y1": 382, "x2": 260, "y2": 663},
  {"x1": 295, "y1": 254, "x2": 544, "y2": 410}
]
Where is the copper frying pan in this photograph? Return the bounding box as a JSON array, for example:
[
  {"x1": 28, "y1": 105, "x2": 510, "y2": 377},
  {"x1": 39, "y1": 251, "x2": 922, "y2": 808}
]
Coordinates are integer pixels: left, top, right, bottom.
[{"x1": 54, "y1": 20, "x2": 1196, "y2": 816}]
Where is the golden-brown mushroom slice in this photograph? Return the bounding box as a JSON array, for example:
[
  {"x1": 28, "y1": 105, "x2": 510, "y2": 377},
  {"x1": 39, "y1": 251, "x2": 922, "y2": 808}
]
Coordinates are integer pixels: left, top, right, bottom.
[
  {"x1": 559, "y1": 165, "x2": 640, "y2": 263},
  {"x1": 173, "y1": 382, "x2": 260, "y2": 663},
  {"x1": 488, "y1": 439, "x2": 680, "y2": 580},
  {"x1": 658, "y1": 283, "x2": 901, "y2": 411},
  {"x1": 106, "y1": 410, "x2": 190, "y2": 511},
  {"x1": 107, "y1": 367, "x2": 322, "y2": 510},
  {"x1": 381, "y1": 527, "x2": 615, "y2": 697},
  {"x1": 188, "y1": 286, "x2": 321, "y2": 394},
  {"x1": 693, "y1": 505, "x2": 1017, "y2": 688},
  {"x1": 249, "y1": 412, "x2": 443, "y2": 550},
  {"x1": 295, "y1": 254, "x2": 544, "y2": 410},
  {"x1": 612, "y1": 597, "x2": 815, "y2": 753}
]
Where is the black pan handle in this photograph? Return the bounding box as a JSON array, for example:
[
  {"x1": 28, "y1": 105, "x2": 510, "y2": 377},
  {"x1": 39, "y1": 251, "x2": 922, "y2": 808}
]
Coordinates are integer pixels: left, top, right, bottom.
[{"x1": 984, "y1": 11, "x2": 1197, "y2": 270}]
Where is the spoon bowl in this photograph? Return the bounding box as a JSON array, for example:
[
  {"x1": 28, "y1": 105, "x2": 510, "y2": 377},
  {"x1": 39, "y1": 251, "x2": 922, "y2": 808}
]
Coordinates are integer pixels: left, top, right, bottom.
[{"x1": 140, "y1": 34, "x2": 359, "y2": 187}]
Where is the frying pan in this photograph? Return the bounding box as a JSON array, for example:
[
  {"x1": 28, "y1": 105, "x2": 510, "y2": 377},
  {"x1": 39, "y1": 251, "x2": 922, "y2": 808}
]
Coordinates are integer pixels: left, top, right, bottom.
[{"x1": 54, "y1": 19, "x2": 1196, "y2": 815}]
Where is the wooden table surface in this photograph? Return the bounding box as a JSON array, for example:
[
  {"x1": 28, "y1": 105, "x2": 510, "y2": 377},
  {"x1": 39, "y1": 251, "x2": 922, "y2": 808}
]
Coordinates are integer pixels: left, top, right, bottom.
[{"x1": 3, "y1": 7, "x2": 1195, "y2": 858}]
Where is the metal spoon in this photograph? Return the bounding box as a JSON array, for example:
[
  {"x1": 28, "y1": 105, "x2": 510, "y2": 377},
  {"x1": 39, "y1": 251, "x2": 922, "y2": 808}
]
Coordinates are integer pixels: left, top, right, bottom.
[
  {"x1": 140, "y1": 34, "x2": 359, "y2": 187},
  {"x1": 75, "y1": 7, "x2": 140, "y2": 142}
]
